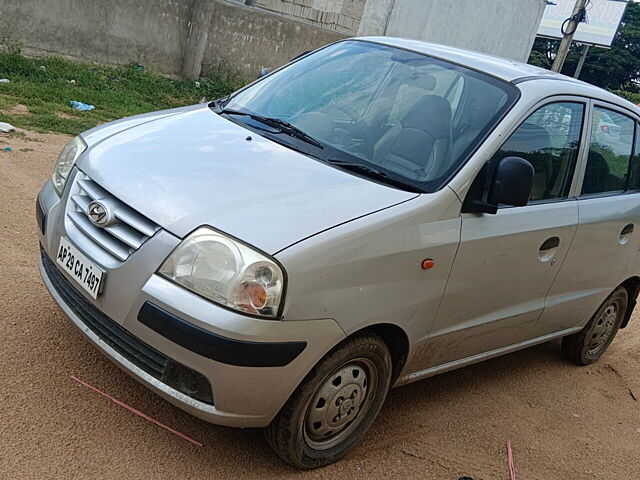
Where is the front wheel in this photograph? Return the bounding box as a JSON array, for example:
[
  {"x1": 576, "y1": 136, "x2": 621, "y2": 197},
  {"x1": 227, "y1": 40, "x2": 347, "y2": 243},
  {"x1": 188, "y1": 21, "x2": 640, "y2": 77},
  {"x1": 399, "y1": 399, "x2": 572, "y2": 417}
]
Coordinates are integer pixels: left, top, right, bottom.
[
  {"x1": 562, "y1": 286, "x2": 628, "y2": 365},
  {"x1": 264, "y1": 332, "x2": 392, "y2": 469}
]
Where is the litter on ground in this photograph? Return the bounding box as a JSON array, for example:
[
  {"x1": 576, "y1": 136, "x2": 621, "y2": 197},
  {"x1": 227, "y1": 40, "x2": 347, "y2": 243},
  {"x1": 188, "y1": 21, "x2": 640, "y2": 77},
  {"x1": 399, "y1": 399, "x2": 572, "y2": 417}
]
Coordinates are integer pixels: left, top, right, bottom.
[
  {"x1": 69, "y1": 101, "x2": 95, "y2": 111},
  {"x1": 0, "y1": 122, "x2": 16, "y2": 133}
]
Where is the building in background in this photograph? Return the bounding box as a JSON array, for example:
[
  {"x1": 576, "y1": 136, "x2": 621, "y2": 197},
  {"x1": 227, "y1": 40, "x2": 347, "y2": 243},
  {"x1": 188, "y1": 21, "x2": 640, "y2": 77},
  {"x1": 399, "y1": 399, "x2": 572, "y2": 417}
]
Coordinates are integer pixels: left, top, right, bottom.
[
  {"x1": 357, "y1": 0, "x2": 548, "y2": 62},
  {"x1": 254, "y1": 0, "x2": 366, "y2": 34},
  {"x1": 3, "y1": 0, "x2": 551, "y2": 81},
  {"x1": 249, "y1": 0, "x2": 548, "y2": 62}
]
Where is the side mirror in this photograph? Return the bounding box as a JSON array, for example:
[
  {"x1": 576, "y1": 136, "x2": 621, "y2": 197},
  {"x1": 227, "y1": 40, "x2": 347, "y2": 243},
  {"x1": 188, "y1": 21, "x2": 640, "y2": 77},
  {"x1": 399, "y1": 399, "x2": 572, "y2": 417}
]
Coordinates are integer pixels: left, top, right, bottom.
[
  {"x1": 257, "y1": 67, "x2": 270, "y2": 79},
  {"x1": 488, "y1": 156, "x2": 534, "y2": 207},
  {"x1": 462, "y1": 156, "x2": 534, "y2": 214}
]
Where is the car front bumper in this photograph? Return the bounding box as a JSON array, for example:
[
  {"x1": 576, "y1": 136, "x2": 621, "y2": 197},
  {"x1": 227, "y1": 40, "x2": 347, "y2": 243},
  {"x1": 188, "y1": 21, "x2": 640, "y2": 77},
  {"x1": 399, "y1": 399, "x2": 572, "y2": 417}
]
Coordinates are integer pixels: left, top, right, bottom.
[{"x1": 37, "y1": 172, "x2": 346, "y2": 428}]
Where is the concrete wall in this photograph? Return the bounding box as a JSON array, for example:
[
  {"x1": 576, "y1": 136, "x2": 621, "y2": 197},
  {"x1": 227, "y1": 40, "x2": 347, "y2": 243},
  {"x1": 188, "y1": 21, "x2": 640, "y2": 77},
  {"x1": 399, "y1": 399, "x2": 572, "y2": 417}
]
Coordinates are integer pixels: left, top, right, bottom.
[
  {"x1": 254, "y1": 0, "x2": 365, "y2": 34},
  {"x1": 204, "y1": 1, "x2": 344, "y2": 75},
  {"x1": 0, "y1": 0, "x2": 545, "y2": 75},
  {"x1": 0, "y1": 0, "x2": 344, "y2": 78},
  {"x1": 358, "y1": 0, "x2": 547, "y2": 62},
  {"x1": 0, "y1": 0, "x2": 194, "y2": 75}
]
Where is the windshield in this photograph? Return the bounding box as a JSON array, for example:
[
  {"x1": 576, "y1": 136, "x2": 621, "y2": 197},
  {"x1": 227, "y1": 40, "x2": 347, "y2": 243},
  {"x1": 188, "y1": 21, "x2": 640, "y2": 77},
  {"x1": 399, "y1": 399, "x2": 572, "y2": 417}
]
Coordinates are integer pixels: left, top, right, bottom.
[{"x1": 223, "y1": 40, "x2": 518, "y2": 192}]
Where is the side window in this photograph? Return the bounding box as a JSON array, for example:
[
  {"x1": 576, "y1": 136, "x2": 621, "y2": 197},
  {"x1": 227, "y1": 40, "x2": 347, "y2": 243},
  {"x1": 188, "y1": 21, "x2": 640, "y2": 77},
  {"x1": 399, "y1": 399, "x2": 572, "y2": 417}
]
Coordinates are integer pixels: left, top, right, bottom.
[
  {"x1": 491, "y1": 102, "x2": 584, "y2": 202},
  {"x1": 628, "y1": 123, "x2": 640, "y2": 190},
  {"x1": 582, "y1": 107, "x2": 635, "y2": 195},
  {"x1": 445, "y1": 75, "x2": 465, "y2": 114}
]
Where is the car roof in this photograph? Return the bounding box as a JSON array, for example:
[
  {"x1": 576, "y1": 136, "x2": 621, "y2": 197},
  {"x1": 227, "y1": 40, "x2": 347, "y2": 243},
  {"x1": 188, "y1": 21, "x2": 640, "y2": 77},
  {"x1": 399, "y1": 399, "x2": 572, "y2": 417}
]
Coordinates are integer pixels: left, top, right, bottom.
[{"x1": 355, "y1": 36, "x2": 640, "y2": 115}]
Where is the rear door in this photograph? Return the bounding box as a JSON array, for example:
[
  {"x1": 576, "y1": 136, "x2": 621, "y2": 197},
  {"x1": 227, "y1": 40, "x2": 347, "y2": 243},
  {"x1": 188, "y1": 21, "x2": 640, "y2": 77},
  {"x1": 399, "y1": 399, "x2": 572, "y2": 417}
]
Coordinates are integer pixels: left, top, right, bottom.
[
  {"x1": 533, "y1": 101, "x2": 640, "y2": 337},
  {"x1": 421, "y1": 99, "x2": 587, "y2": 368}
]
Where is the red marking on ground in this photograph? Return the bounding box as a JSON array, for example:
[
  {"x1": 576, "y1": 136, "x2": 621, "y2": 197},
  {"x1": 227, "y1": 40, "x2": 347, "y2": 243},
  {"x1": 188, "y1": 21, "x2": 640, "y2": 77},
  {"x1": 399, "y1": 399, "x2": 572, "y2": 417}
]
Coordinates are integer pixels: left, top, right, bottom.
[
  {"x1": 507, "y1": 440, "x2": 516, "y2": 480},
  {"x1": 70, "y1": 376, "x2": 204, "y2": 447}
]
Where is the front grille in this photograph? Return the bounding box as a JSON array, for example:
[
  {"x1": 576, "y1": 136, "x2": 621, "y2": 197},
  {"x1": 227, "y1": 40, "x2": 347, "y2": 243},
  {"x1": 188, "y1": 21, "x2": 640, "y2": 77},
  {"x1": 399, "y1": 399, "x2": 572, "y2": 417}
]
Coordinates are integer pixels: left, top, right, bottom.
[
  {"x1": 41, "y1": 248, "x2": 214, "y2": 404},
  {"x1": 42, "y1": 248, "x2": 168, "y2": 375},
  {"x1": 66, "y1": 171, "x2": 160, "y2": 262}
]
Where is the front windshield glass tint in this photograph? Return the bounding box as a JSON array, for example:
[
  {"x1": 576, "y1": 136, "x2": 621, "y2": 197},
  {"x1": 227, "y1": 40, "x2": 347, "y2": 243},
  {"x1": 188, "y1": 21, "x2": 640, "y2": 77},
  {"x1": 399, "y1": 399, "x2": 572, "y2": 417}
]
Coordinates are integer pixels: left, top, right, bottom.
[{"x1": 225, "y1": 41, "x2": 518, "y2": 192}]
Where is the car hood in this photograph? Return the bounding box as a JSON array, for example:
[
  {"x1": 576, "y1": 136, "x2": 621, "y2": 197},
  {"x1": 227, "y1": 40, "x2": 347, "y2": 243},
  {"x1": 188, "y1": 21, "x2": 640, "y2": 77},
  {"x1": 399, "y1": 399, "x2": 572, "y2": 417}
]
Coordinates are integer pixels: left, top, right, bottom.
[{"x1": 78, "y1": 106, "x2": 418, "y2": 253}]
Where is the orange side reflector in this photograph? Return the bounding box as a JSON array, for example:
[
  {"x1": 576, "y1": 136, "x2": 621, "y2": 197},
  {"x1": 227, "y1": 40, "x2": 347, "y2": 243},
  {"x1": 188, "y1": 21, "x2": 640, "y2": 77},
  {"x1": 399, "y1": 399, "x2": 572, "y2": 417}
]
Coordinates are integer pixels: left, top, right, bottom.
[{"x1": 421, "y1": 258, "x2": 435, "y2": 270}]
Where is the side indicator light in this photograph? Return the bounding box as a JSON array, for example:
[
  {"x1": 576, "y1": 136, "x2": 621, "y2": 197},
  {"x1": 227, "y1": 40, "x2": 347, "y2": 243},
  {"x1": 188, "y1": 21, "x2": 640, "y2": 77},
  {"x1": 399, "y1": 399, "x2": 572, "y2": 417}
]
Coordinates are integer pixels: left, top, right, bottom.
[{"x1": 421, "y1": 258, "x2": 435, "y2": 270}]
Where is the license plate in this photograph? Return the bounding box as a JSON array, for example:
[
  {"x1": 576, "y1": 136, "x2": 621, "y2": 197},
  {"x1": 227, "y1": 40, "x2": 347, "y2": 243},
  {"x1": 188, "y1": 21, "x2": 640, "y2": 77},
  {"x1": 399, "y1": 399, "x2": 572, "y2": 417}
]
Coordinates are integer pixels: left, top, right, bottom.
[{"x1": 56, "y1": 237, "x2": 104, "y2": 299}]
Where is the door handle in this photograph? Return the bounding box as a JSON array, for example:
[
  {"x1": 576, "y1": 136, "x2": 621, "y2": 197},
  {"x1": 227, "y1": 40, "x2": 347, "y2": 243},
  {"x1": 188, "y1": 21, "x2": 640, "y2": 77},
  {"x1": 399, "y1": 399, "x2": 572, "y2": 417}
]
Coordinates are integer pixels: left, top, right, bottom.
[
  {"x1": 539, "y1": 236, "x2": 560, "y2": 251},
  {"x1": 621, "y1": 223, "x2": 634, "y2": 236},
  {"x1": 620, "y1": 223, "x2": 634, "y2": 245},
  {"x1": 539, "y1": 236, "x2": 560, "y2": 263}
]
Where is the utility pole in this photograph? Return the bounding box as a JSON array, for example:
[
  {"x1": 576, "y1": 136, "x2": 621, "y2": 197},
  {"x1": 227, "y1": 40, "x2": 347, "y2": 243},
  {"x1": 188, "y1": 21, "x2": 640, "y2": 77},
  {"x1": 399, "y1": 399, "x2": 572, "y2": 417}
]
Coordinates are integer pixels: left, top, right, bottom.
[
  {"x1": 573, "y1": 44, "x2": 590, "y2": 78},
  {"x1": 357, "y1": 0, "x2": 396, "y2": 36},
  {"x1": 182, "y1": 0, "x2": 216, "y2": 80},
  {"x1": 551, "y1": 0, "x2": 588, "y2": 73}
]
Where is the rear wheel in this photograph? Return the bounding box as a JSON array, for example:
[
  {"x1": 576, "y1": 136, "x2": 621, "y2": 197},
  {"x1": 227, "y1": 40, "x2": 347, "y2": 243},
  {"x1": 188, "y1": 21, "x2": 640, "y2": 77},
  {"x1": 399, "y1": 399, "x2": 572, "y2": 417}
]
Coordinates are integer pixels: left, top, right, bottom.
[
  {"x1": 264, "y1": 332, "x2": 392, "y2": 469},
  {"x1": 562, "y1": 286, "x2": 628, "y2": 365}
]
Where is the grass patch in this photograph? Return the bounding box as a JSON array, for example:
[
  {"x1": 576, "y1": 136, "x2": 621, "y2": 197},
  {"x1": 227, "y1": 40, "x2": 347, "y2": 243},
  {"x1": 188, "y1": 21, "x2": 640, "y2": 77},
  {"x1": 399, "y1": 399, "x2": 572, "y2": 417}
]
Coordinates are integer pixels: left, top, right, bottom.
[{"x1": 0, "y1": 52, "x2": 246, "y2": 135}]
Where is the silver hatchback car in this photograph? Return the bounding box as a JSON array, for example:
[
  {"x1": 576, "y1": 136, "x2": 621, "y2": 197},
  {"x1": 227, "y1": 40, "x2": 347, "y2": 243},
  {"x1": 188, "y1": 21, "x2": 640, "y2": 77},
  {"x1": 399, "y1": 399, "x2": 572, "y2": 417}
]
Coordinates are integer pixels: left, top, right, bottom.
[{"x1": 37, "y1": 38, "x2": 640, "y2": 468}]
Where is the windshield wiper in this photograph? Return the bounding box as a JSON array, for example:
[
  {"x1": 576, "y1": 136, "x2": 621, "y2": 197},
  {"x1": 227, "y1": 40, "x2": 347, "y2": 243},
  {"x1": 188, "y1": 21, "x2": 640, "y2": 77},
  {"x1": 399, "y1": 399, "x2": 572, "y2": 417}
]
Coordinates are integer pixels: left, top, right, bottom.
[
  {"x1": 220, "y1": 108, "x2": 324, "y2": 149},
  {"x1": 209, "y1": 97, "x2": 229, "y2": 111},
  {"x1": 324, "y1": 159, "x2": 391, "y2": 178},
  {"x1": 324, "y1": 159, "x2": 421, "y2": 192}
]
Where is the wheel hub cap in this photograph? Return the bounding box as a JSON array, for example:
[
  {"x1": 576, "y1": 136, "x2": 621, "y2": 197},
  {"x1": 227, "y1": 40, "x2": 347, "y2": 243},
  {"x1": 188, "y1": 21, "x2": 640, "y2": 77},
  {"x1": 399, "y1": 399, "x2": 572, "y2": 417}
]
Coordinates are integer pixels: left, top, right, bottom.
[
  {"x1": 303, "y1": 359, "x2": 376, "y2": 450},
  {"x1": 588, "y1": 303, "x2": 618, "y2": 354}
]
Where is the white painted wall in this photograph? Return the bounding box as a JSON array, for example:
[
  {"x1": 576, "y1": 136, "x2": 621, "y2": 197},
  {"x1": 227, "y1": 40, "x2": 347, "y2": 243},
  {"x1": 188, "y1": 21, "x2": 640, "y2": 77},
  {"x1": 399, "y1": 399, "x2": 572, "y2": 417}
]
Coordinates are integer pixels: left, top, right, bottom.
[{"x1": 358, "y1": 0, "x2": 547, "y2": 62}]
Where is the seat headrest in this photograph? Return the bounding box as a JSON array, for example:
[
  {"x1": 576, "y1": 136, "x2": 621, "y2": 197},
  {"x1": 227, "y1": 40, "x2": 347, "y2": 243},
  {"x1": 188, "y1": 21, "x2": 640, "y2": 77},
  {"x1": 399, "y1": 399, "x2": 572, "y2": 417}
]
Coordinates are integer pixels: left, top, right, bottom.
[
  {"x1": 506, "y1": 123, "x2": 550, "y2": 154},
  {"x1": 401, "y1": 95, "x2": 452, "y2": 138},
  {"x1": 587, "y1": 149, "x2": 610, "y2": 175},
  {"x1": 582, "y1": 149, "x2": 611, "y2": 194}
]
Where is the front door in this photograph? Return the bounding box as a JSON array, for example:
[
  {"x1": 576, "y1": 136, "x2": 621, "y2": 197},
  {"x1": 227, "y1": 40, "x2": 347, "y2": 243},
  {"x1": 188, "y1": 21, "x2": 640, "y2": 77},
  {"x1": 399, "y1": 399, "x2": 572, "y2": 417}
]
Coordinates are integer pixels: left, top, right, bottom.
[{"x1": 421, "y1": 100, "x2": 586, "y2": 368}]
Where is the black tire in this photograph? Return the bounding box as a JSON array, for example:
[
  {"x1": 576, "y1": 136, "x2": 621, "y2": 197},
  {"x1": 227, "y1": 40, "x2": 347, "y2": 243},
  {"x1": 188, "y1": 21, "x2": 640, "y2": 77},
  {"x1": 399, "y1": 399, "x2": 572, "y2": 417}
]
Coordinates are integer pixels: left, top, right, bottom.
[
  {"x1": 562, "y1": 286, "x2": 628, "y2": 365},
  {"x1": 264, "y1": 332, "x2": 392, "y2": 469}
]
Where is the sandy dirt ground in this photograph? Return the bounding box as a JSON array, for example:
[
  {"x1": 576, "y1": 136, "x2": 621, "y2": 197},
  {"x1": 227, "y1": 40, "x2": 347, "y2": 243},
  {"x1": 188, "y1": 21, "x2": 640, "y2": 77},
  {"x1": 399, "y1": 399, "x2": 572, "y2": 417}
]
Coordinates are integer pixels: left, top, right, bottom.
[{"x1": 1, "y1": 129, "x2": 639, "y2": 480}]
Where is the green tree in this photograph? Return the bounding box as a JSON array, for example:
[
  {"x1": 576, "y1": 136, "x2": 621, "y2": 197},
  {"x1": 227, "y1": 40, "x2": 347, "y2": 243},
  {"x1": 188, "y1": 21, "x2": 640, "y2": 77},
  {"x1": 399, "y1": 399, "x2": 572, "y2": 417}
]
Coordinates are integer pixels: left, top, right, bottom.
[{"x1": 529, "y1": 1, "x2": 640, "y2": 92}]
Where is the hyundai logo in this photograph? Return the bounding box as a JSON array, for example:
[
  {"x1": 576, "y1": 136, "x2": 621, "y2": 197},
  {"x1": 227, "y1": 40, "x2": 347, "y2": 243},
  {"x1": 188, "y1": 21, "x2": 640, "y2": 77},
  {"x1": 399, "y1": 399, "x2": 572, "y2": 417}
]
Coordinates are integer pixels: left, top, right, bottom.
[{"x1": 87, "y1": 201, "x2": 112, "y2": 227}]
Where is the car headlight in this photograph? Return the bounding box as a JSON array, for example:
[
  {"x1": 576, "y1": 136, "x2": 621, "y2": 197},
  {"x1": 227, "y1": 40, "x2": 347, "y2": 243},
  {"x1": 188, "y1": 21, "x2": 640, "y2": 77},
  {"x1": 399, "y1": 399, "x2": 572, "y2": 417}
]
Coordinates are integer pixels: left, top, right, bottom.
[
  {"x1": 52, "y1": 136, "x2": 87, "y2": 195},
  {"x1": 158, "y1": 227, "x2": 286, "y2": 319}
]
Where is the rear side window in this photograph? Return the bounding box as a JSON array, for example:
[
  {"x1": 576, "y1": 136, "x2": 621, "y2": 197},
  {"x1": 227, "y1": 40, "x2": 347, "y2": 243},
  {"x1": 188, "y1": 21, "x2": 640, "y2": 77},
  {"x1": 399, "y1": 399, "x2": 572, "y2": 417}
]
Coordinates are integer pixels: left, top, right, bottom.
[
  {"x1": 582, "y1": 107, "x2": 635, "y2": 195},
  {"x1": 628, "y1": 124, "x2": 640, "y2": 190},
  {"x1": 445, "y1": 74, "x2": 465, "y2": 115},
  {"x1": 491, "y1": 102, "x2": 584, "y2": 202}
]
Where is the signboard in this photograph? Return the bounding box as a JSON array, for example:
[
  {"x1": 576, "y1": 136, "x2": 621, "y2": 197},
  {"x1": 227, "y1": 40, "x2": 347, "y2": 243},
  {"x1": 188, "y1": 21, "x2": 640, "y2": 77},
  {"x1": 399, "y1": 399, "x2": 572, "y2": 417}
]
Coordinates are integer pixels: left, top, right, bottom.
[{"x1": 537, "y1": 0, "x2": 629, "y2": 47}]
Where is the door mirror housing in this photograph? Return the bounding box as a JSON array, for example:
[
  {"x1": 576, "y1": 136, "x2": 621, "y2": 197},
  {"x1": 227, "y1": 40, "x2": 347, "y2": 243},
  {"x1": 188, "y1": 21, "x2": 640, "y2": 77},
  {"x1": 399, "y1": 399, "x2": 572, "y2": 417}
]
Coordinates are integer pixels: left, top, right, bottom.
[
  {"x1": 463, "y1": 156, "x2": 534, "y2": 214},
  {"x1": 488, "y1": 156, "x2": 534, "y2": 207}
]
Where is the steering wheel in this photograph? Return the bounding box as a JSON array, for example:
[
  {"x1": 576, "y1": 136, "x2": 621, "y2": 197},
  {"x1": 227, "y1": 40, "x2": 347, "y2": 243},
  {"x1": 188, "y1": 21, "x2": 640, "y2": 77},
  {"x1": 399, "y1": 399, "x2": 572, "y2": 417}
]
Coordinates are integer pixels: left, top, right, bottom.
[{"x1": 321, "y1": 103, "x2": 370, "y2": 150}]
